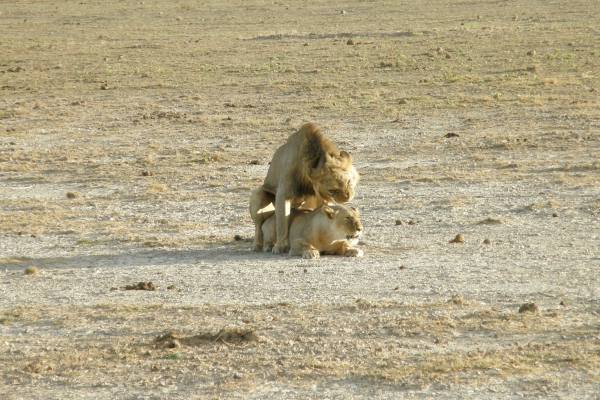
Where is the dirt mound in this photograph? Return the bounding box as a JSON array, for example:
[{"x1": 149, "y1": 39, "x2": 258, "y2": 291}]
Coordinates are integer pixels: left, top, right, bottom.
[
  {"x1": 155, "y1": 328, "x2": 259, "y2": 347},
  {"x1": 125, "y1": 282, "x2": 157, "y2": 291}
]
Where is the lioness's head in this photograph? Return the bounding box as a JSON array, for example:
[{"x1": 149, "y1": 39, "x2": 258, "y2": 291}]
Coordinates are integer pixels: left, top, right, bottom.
[
  {"x1": 312, "y1": 151, "x2": 359, "y2": 204},
  {"x1": 322, "y1": 205, "x2": 363, "y2": 244}
]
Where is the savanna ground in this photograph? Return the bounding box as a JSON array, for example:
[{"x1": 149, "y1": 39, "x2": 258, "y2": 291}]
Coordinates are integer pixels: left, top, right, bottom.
[{"x1": 1, "y1": 0, "x2": 599, "y2": 398}]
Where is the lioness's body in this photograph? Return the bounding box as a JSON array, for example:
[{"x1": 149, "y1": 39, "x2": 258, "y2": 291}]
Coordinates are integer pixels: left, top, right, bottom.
[
  {"x1": 250, "y1": 123, "x2": 359, "y2": 254},
  {"x1": 261, "y1": 205, "x2": 364, "y2": 259}
]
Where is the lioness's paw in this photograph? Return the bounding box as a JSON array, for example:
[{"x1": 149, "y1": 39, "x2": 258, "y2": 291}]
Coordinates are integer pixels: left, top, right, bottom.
[
  {"x1": 345, "y1": 248, "x2": 363, "y2": 257},
  {"x1": 262, "y1": 243, "x2": 273, "y2": 253},
  {"x1": 302, "y1": 249, "x2": 320, "y2": 259}
]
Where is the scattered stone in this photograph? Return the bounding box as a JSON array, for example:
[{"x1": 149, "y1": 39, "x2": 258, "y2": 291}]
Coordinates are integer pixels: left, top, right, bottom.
[
  {"x1": 24, "y1": 266, "x2": 39, "y2": 275},
  {"x1": 436, "y1": 47, "x2": 444, "y2": 54},
  {"x1": 249, "y1": 159, "x2": 264, "y2": 165},
  {"x1": 399, "y1": 265, "x2": 407, "y2": 270},
  {"x1": 141, "y1": 171, "x2": 154, "y2": 176},
  {"x1": 527, "y1": 50, "x2": 537, "y2": 56},
  {"x1": 560, "y1": 300, "x2": 568, "y2": 306},
  {"x1": 100, "y1": 82, "x2": 108, "y2": 90},
  {"x1": 449, "y1": 233, "x2": 465, "y2": 243},
  {"x1": 340, "y1": 9, "x2": 346, "y2": 14},
  {"x1": 518, "y1": 303, "x2": 539, "y2": 314},
  {"x1": 444, "y1": 132, "x2": 460, "y2": 138},
  {"x1": 394, "y1": 286, "x2": 400, "y2": 290},
  {"x1": 395, "y1": 218, "x2": 404, "y2": 226},
  {"x1": 398, "y1": 98, "x2": 408, "y2": 104},
  {"x1": 167, "y1": 285, "x2": 177, "y2": 290},
  {"x1": 234, "y1": 234, "x2": 244, "y2": 241},
  {"x1": 408, "y1": 220, "x2": 415, "y2": 225},
  {"x1": 278, "y1": 270, "x2": 284, "y2": 274},
  {"x1": 445, "y1": 53, "x2": 452, "y2": 59},
  {"x1": 303, "y1": 42, "x2": 309, "y2": 46},
  {"x1": 552, "y1": 213, "x2": 559, "y2": 218},
  {"x1": 483, "y1": 238, "x2": 491, "y2": 244},
  {"x1": 476, "y1": 14, "x2": 482, "y2": 20},
  {"x1": 66, "y1": 191, "x2": 80, "y2": 199},
  {"x1": 125, "y1": 282, "x2": 157, "y2": 291},
  {"x1": 346, "y1": 39, "x2": 355, "y2": 45}
]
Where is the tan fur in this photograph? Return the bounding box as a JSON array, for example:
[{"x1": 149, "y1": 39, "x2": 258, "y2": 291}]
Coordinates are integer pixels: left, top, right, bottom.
[
  {"x1": 249, "y1": 123, "x2": 359, "y2": 253},
  {"x1": 261, "y1": 205, "x2": 364, "y2": 259}
]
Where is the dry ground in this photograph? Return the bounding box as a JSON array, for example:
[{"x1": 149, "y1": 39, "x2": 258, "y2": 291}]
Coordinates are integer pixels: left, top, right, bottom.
[{"x1": 1, "y1": 0, "x2": 599, "y2": 398}]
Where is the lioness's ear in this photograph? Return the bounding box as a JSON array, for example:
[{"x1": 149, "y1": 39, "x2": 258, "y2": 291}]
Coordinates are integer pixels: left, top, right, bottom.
[
  {"x1": 322, "y1": 206, "x2": 337, "y2": 220},
  {"x1": 340, "y1": 151, "x2": 351, "y2": 161}
]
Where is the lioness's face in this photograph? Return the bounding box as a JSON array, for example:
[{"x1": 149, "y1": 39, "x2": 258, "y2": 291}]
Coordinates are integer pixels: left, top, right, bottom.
[
  {"x1": 315, "y1": 165, "x2": 359, "y2": 204},
  {"x1": 333, "y1": 206, "x2": 363, "y2": 244}
]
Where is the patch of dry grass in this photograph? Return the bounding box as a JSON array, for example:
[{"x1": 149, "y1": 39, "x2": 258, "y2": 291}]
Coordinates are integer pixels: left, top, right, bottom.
[{"x1": 1, "y1": 302, "x2": 598, "y2": 392}]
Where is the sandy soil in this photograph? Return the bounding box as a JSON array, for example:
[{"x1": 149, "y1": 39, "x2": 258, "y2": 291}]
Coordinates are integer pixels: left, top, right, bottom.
[{"x1": 1, "y1": 0, "x2": 599, "y2": 398}]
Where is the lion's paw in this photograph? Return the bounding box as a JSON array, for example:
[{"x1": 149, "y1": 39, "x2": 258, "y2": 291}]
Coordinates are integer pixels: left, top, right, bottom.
[
  {"x1": 273, "y1": 243, "x2": 290, "y2": 255},
  {"x1": 262, "y1": 243, "x2": 274, "y2": 253},
  {"x1": 251, "y1": 243, "x2": 263, "y2": 252},
  {"x1": 345, "y1": 248, "x2": 363, "y2": 257},
  {"x1": 302, "y1": 249, "x2": 320, "y2": 259}
]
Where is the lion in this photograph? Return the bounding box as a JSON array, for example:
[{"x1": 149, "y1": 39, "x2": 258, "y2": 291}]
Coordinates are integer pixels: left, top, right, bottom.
[
  {"x1": 249, "y1": 123, "x2": 359, "y2": 254},
  {"x1": 260, "y1": 205, "x2": 364, "y2": 259}
]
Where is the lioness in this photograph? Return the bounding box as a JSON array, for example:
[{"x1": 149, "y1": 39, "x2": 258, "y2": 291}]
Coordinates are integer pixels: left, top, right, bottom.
[
  {"x1": 260, "y1": 205, "x2": 364, "y2": 259},
  {"x1": 250, "y1": 123, "x2": 359, "y2": 254}
]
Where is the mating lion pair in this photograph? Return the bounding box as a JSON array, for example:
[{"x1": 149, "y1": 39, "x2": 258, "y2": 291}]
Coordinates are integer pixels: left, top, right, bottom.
[{"x1": 249, "y1": 123, "x2": 363, "y2": 259}]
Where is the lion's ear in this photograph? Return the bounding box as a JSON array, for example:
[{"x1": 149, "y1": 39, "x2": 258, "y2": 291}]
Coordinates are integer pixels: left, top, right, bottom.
[
  {"x1": 340, "y1": 150, "x2": 351, "y2": 161},
  {"x1": 322, "y1": 206, "x2": 337, "y2": 220}
]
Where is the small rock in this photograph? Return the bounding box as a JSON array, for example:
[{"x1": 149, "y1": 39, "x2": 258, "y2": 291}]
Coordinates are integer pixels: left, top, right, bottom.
[
  {"x1": 347, "y1": 39, "x2": 355, "y2": 45},
  {"x1": 398, "y1": 98, "x2": 408, "y2": 104},
  {"x1": 66, "y1": 191, "x2": 80, "y2": 199},
  {"x1": 395, "y1": 219, "x2": 404, "y2": 226},
  {"x1": 518, "y1": 303, "x2": 539, "y2": 314},
  {"x1": 340, "y1": 9, "x2": 346, "y2": 14},
  {"x1": 24, "y1": 266, "x2": 39, "y2": 275},
  {"x1": 167, "y1": 340, "x2": 180, "y2": 349},
  {"x1": 249, "y1": 159, "x2": 264, "y2": 165},
  {"x1": 483, "y1": 238, "x2": 491, "y2": 244},
  {"x1": 552, "y1": 213, "x2": 559, "y2": 218},
  {"x1": 141, "y1": 171, "x2": 154, "y2": 176},
  {"x1": 560, "y1": 300, "x2": 568, "y2": 306},
  {"x1": 444, "y1": 132, "x2": 460, "y2": 138},
  {"x1": 408, "y1": 220, "x2": 415, "y2": 225},
  {"x1": 449, "y1": 233, "x2": 465, "y2": 243},
  {"x1": 167, "y1": 285, "x2": 177, "y2": 290},
  {"x1": 527, "y1": 50, "x2": 537, "y2": 56},
  {"x1": 234, "y1": 234, "x2": 244, "y2": 241},
  {"x1": 399, "y1": 265, "x2": 407, "y2": 270},
  {"x1": 394, "y1": 286, "x2": 400, "y2": 290},
  {"x1": 100, "y1": 82, "x2": 108, "y2": 90},
  {"x1": 445, "y1": 53, "x2": 452, "y2": 59}
]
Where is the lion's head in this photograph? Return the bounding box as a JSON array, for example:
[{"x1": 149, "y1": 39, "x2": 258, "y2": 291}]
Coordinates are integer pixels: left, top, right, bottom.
[
  {"x1": 311, "y1": 150, "x2": 359, "y2": 205},
  {"x1": 321, "y1": 205, "x2": 363, "y2": 245}
]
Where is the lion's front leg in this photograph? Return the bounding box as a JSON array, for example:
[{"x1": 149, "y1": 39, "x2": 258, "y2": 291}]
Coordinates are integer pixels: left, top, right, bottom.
[
  {"x1": 249, "y1": 186, "x2": 274, "y2": 252},
  {"x1": 290, "y1": 239, "x2": 320, "y2": 259},
  {"x1": 272, "y1": 191, "x2": 291, "y2": 254}
]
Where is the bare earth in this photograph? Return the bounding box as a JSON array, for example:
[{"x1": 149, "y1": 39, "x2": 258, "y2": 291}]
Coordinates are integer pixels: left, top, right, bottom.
[{"x1": 1, "y1": 0, "x2": 599, "y2": 398}]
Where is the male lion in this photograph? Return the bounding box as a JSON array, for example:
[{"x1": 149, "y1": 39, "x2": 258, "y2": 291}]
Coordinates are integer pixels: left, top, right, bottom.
[
  {"x1": 249, "y1": 123, "x2": 359, "y2": 254},
  {"x1": 261, "y1": 205, "x2": 364, "y2": 259}
]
